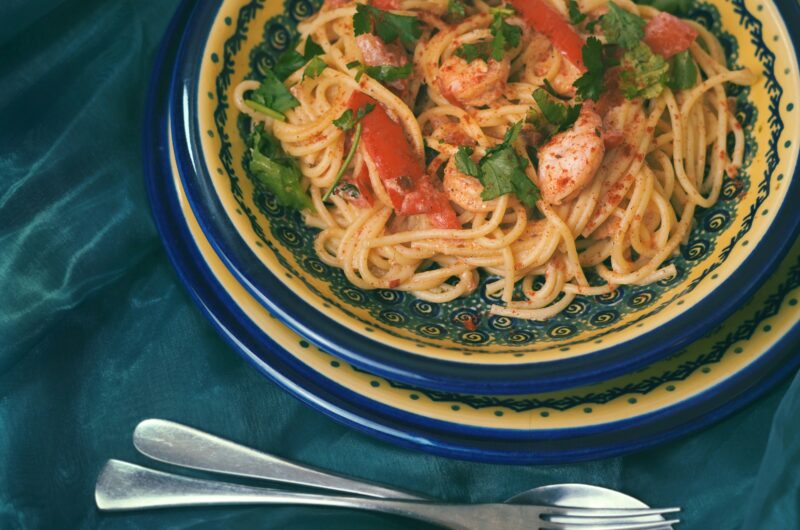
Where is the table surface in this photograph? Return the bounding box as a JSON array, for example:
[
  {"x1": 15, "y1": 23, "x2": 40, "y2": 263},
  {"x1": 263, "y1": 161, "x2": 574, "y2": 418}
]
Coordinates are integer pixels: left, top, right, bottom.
[{"x1": 1, "y1": 0, "x2": 799, "y2": 528}]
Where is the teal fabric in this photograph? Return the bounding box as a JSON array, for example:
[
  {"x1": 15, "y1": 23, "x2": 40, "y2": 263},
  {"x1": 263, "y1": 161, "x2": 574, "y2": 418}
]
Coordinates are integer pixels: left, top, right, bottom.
[{"x1": 1, "y1": 1, "x2": 799, "y2": 528}]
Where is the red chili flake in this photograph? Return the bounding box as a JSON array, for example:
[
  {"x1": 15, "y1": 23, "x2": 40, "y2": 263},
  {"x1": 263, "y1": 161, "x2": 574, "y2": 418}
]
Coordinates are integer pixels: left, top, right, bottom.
[
  {"x1": 460, "y1": 314, "x2": 479, "y2": 331},
  {"x1": 388, "y1": 279, "x2": 401, "y2": 288}
]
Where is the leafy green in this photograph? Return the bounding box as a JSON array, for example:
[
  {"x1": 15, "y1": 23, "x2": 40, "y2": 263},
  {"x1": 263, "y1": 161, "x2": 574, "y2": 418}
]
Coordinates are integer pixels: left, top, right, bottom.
[
  {"x1": 272, "y1": 49, "x2": 306, "y2": 81},
  {"x1": 568, "y1": 0, "x2": 587, "y2": 24},
  {"x1": 531, "y1": 88, "x2": 582, "y2": 134},
  {"x1": 455, "y1": 42, "x2": 492, "y2": 62},
  {"x1": 324, "y1": 122, "x2": 364, "y2": 201},
  {"x1": 346, "y1": 60, "x2": 412, "y2": 82},
  {"x1": 353, "y1": 4, "x2": 421, "y2": 51},
  {"x1": 456, "y1": 122, "x2": 540, "y2": 207},
  {"x1": 489, "y1": 7, "x2": 522, "y2": 61},
  {"x1": 303, "y1": 56, "x2": 327, "y2": 79},
  {"x1": 601, "y1": 2, "x2": 647, "y2": 49},
  {"x1": 332, "y1": 103, "x2": 375, "y2": 131},
  {"x1": 668, "y1": 50, "x2": 698, "y2": 90},
  {"x1": 246, "y1": 70, "x2": 299, "y2": 120},
  {"x1": 447, "y1": 0, "x2": 468, "y2": 19},
  {"x1": 619, "y1": 42, "x2": 670, "y2": 99},
  {"x1": 573, "y1": 37, "x2": 606, "y2": 101},
  {"x1": 248, "y1": 124, "x2": 312, "y2": 210},
  {"x1": 325, "y1": 103, "x2": 375, "y2": 200},
  {"x1": 635, "y1": 0, "x2": 694, "y2": 16},
  {"x1": 273, "y1": 37, "x2": 326, "y2": 80},
  {"x1": 303, "y1": 37, "x2": 324, "y2": 58},
  {"x1": 541, "y1": 79, "x2": 569, "y2": 100},
  {"x1": 454, "y1": 146, "x2": 480, "y2": 177}
]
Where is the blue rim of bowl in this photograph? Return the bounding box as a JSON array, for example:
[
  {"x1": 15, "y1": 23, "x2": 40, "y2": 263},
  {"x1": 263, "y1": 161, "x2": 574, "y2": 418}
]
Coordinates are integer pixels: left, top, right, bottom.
[
  {"x1": 167, "y1": 0, "x2": 800, "y2": 395},
  {"x1": 147, "y1": 1, "x2": 800, "y2": 462}
]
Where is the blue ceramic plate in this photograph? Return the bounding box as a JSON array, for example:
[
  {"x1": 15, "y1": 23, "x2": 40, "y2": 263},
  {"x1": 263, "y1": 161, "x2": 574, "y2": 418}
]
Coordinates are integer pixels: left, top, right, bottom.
[
  {"x1": 169, "y1": 0, "x2": 800, "y2": 394},
  {"x1": 147, "y1": 0, "x2": 800, "y2": 463}
]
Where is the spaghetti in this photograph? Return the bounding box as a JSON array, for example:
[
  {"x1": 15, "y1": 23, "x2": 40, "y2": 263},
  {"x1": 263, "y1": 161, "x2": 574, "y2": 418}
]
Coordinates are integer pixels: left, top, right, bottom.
[{"x1": 234, "y1": 0, "x2": 755, "y2": 320}]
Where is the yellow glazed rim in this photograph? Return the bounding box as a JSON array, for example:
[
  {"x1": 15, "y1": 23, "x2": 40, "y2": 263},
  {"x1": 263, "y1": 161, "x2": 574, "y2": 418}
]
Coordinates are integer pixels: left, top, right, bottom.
[{"x1": 190, "y1": 0, "x2": 800, "y2": 364}]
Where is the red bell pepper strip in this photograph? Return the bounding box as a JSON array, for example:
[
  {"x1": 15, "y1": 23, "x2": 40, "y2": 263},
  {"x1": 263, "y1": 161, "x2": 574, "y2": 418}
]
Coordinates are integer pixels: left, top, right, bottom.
[
  {"x1": 510, "y1": 0, "x2": 586, "y2": 71},
  {"x1": 347, "y1": 92, "x2": 460, "y2": 228}
]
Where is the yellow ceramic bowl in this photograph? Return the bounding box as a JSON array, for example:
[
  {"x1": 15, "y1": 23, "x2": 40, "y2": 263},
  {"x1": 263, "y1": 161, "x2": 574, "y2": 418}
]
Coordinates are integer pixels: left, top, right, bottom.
[{"x1": 168, "y1": 0, "x2": 800, "y2": 392}]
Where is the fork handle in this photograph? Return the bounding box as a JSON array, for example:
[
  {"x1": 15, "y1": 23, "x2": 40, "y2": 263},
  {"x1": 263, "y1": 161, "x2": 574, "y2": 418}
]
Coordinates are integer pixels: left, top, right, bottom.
[
  {"x1": 96, "y1": 460, "x2": 490, "y2": 530},
  {"x1": 133, "y1": 419, "x2": 426, "y2": 500}
]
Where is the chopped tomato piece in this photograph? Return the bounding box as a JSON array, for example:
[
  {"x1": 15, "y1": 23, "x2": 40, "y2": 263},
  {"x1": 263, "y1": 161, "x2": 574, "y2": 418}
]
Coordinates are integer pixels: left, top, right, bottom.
[
  {"x1": 643, "y1": 12, "x2": 698, "y2": 58},
  {"x1": 371, "y1": 0, "x2": 400, "y2": 9},
  {"x1": 347, "y1": 92, "x2": 460, "y2": 228},
  {"x1": 510, "y1": 0, "x2": 586, "y2": 70}
]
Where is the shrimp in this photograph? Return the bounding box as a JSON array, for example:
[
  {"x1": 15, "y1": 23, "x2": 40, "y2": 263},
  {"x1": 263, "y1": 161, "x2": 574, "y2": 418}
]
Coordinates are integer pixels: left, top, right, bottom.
[
  {"x1": 436, "y1": 56, "x2": 510, "y2": 108},
  {"x1": 356, "y1": 34, "x2": 408, "y2": 68},
  {"x1": 443, "y1": 156, "x2": 498, "y2": 212},
  {"x1": 538, "y1": 104, "x2": 605, "y2": 205},
  {"x1": 427, "y1": 115, "x2": 477, "y2": 147},
  {"x1": 356, "y1": 34, "x2": 409, "y2": 91}
]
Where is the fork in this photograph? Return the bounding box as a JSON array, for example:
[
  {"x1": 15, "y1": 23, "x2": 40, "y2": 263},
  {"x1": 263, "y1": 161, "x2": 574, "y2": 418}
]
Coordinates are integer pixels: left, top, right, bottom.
[{"x1": 96, "y1": 460, "x2": 680, "y2": 530}]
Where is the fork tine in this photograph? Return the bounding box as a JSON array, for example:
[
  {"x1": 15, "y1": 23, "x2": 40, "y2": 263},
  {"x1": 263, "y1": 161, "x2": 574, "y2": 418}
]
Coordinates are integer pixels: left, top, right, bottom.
[
  {"x1": 542, "y1": 506, "x2": 681, "y2": 518},
  {"x1": 540, "y1": 518, "x2": 680, "y2": 530}
]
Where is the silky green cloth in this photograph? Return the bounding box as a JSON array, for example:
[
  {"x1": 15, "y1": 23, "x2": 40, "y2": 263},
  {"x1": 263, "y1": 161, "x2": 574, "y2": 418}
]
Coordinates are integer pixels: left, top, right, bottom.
[{"x1": 1, "y1": 1, "x2": 799, "y2": 528}]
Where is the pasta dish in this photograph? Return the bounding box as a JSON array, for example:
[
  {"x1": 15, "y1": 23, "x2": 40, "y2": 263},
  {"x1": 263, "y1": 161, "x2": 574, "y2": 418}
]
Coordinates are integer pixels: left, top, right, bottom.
[{"x1": 233, "y1": 0, "x2": 754, "y2": 320}]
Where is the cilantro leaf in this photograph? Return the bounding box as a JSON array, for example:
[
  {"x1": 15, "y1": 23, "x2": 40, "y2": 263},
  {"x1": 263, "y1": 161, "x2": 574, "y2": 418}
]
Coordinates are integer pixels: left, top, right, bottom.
[
  {"x1": 447, "y1": 0, "x2": 468, "y2": 19},
  {"x1": 333, "y1": 103, "x2": 375, "y2": 131},
  {"x1": 635, "y1": 0, "x2": 694, "y2": 16},
  {"x1": 668, "y1": 50, "x2": 698, "y2": 90},
  {"x1": 532, "y1": 88, "x2": 582, "y2": 134},
  {"x1": 489, "y1": 7, "x2": 522, "y2": 61},
  {"x1": 366, "y1": 62, "x2": 412, "y2": 81},
  {"x1": 347, "y1": 60, "x2": 412, "y2": 82},
  {"x1": 619, "y1": 42, "x2": 670, "y2": 99},
  {"x1": 272, "y1": 37, "x2": 325, "y2": 81},
  {"x1": 568, "y1": 0, "x2": 587, "y2": 24},
  {"x1": 454, "y1": 146, "x2": 479, "y2": 177},
  {"x1": 573, "y1": 37, "x2": 606, "y2": 101},
  {"x1": 248, "y1": 123, "x2": 312, "y2": 210},
  {"x1": 246, "y1": 70, "x2": 299, "y2": 119},
  {"x1": 303, "y1": 37, "x2": 324, "y2": 59},
  {"x1": 324, "y1": 122, "x2": 364, "y2": 201},
  {"x1": 455, "y1": 42, "x2": 492, "y2": 63},
  {"x1": 479, "y1": 147, "x2": 517, "y2": 200},
  {"x1": 353, "y1": 4, "x2": 372, "y2": 35},
  {"x1": 353, "y1": 4, "x2": 421, "y2": 51},
  {"x1": 473, "y1": 122, "x2": 540, "y2": 208},
  {"x1": 272, "y1": 49, "x2": 306, "y2": 81},
  {"x1": 602, "y1": 2, "x2": 646, "y2": 49},
  {"x1": 542, "y1": 78, "x2": 570, "y2": 100},
  {"x1": 303, "y1": 56, "x2": 327, "y2": 79}
]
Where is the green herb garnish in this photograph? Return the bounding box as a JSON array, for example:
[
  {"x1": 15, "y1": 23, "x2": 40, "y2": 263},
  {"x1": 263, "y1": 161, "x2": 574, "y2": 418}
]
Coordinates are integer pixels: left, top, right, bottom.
[
  {"x1": 454, "y1": 123, "x2": 540, "y2": 207},
  {"x1": 245, "y1": 70, "x2": 299, "y2": 120},
  {"x1": 573, "y1": 37, "x2": 606, "y2": 101},
  {"x1": 324, "y1": 103, "x2": 376, "y2": 201},
  {"x1": 568, "y1": 0, "x2": 587, "y2": 24},
  {"x1": 303, "y1": 56, "x2": 327, "y2": 79},
  {"x1": 489, "y1": 6, "x2": 522, "y2": 61},
  {"x1": 346, "y1": 60, "x2": 412, "y2": 82},
  {"x1": 668, "y1": 49, "x2": 698, "y2": 90},
  {"x1": 353, "y1": 4, "x2": 421, "y2": 51},
  {"x1": 248, "y1": 123, "x2": 312, "y2": 210},
  {"x1": 601, "y1": 2, "x2": 647, "y2": 49}
]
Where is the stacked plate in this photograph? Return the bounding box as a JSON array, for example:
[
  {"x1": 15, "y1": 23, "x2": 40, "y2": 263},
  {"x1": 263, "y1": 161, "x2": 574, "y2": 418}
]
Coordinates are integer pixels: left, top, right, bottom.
[{"x1": 146, "y1": 0, "x2": 800, "y2": 463}]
